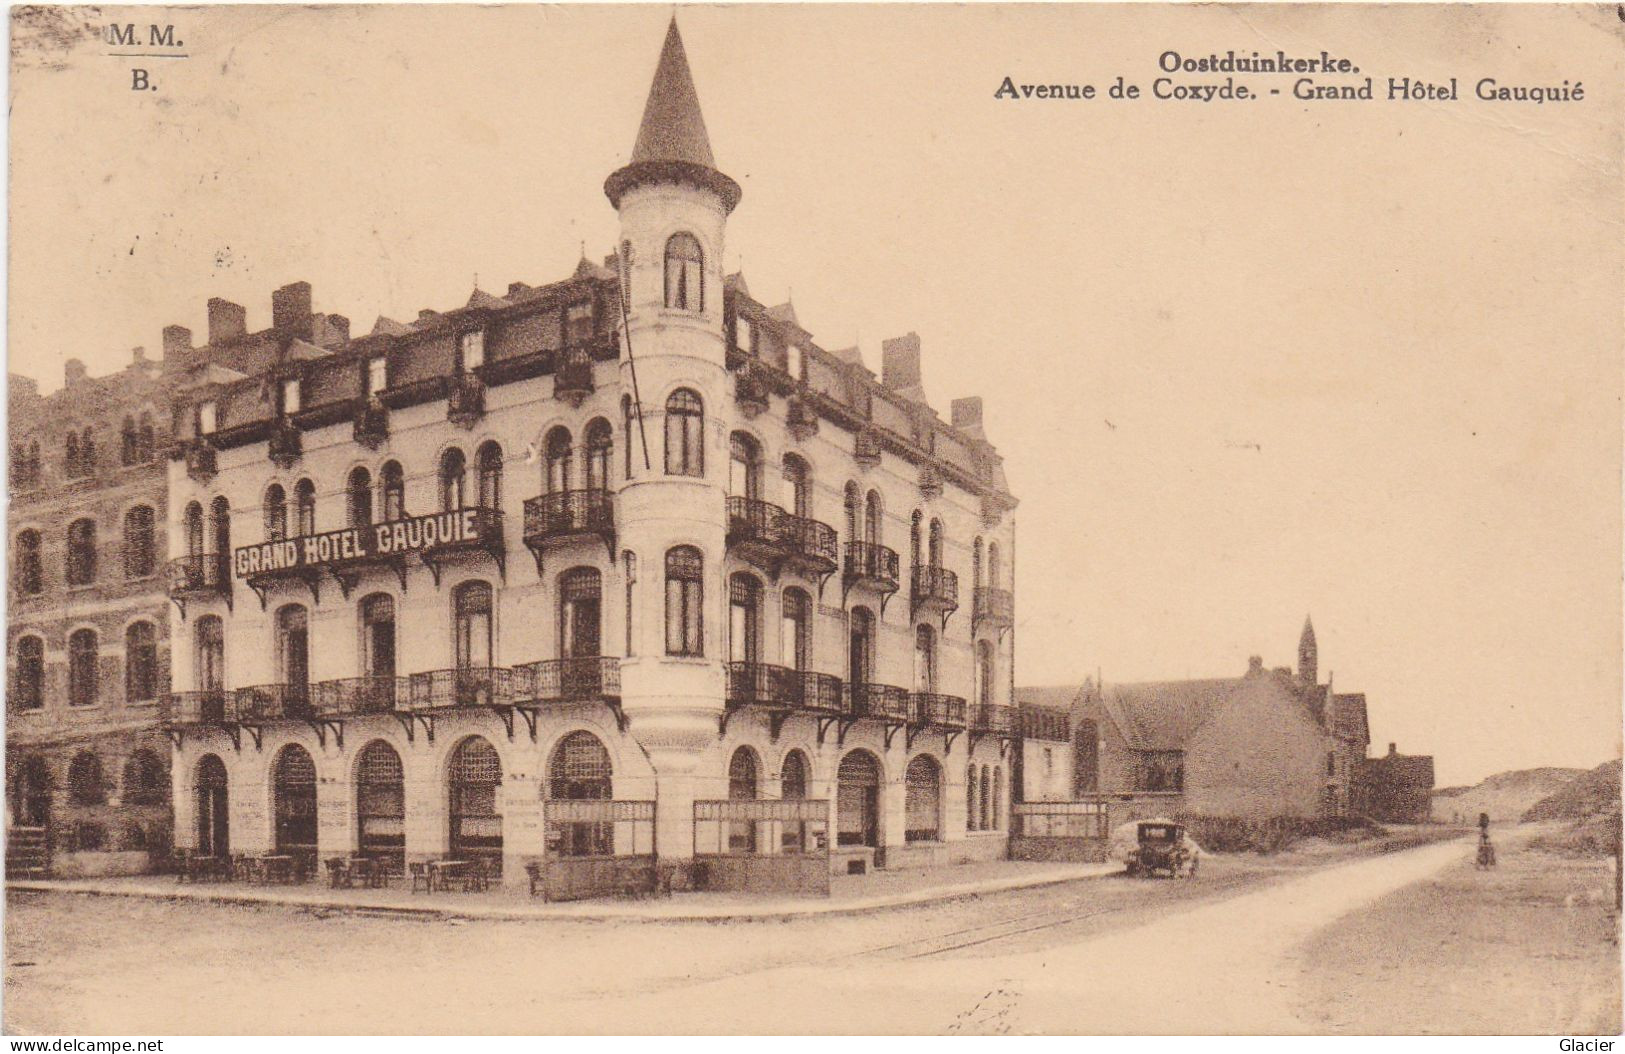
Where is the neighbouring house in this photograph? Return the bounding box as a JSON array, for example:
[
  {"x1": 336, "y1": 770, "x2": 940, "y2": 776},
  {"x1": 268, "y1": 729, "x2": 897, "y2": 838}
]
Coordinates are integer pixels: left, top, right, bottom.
[{"x1": 1356, "y1": 743, "x2": 1436, "y2": 823}]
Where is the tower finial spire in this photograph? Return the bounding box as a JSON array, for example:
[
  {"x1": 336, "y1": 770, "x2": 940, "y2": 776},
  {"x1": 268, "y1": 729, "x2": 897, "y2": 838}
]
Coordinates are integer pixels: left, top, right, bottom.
[{"x1": 1298, "y1": 613, "x2": 1318, "y2": 686}]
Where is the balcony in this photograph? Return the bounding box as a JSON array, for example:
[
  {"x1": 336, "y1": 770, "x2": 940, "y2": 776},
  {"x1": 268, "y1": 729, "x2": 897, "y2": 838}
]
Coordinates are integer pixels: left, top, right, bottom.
[
  {"x1": 735, "y1": 364, "x2": 770, "y2": 418},
  {"x1": 726, "y1": 662, "x2": 794, "y2": 709},
  {"x1": 968, "y1": 702, "x2": 1014, "y2": 749},
  {"x1": 447, "y1": 372, "x2": 486, "y2": 428},
  {"x1": 165, "y1": 554, "x2": 231, "y2": 617},
  {"x1": 846, "y1": 682, "x2": 910, "y2": 723},
  {"x1": 789, "y1": 670, "x2": 844, "y2": 713},
  {"x1": 420, "y1": 506, "x2": 505, "y2": 585},
  {"x1": 973, "y1": 586, "x2": 1014, "y2": 636},
  {"x1": 842, "y1": 541, "x2": 900, "y2": 612},
  {"x1": 1018, "y1": 705, "x2": 1070, "y2": 743},
  {"x1": 726, "y1": 495, "x2": 783, "y2": 567},
  {"x1": 908, "y1": 692, "x2": 967, "y2": 749},
  {"x1": 518, "y1": 657, "x2": 622, "y2": 703},
  {"x1": 313, "y1": 676, "x2": 403, "y2": 717},
  {"x1": 776, "y1": 513, "x2": 839, "y2": 579},
  {"x1": 268, "y1": 419, "x2": 302, "y2": 469},
  {"x1": 522, "y1": 490, "x2": 614, "y2": 575},
  {"x1": 179, "y1": 439, "x2": 217, "y2": 483},
  {"x1": 554, "y1": 346, "x2": 594, "y2": 407},
  {"x1": 911, "y1": 565, "x2": 959, "y2": 628},
  {"x1": 235, "y1": 683, "x2": 314, "y2": 723},
  {"x1": 786, "y1": 396, "x2": 819, "y2": 442},
  {"x1": 403, "y1": 667, "x2": 517, "y2": 711},
  {"x1": 352, "y1": 398, "x2": 389, "y2": 449},
  {"x1": 163, "y1": 689, "x2": 232, "y2": 727}
]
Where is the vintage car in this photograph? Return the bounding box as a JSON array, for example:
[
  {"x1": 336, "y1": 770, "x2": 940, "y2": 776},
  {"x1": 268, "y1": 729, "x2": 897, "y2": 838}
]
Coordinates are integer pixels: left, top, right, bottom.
[{"x1": 1125, "y1": 821, "x2": 1196, "y2": 878}]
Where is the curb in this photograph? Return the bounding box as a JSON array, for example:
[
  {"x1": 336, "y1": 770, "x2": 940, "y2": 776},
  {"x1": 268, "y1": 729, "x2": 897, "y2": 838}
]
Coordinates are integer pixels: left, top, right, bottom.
[{"x1": 7, "y1": 865, "x2": 1117, "y2": 924}]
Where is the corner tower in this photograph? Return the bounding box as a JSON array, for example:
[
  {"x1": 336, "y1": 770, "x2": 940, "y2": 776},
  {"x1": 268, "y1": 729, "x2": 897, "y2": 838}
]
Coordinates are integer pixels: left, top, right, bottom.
[
  {"x1": 1298, "y1": 614, "x2": 1318, "y2": 686},
  {"x1": 606, "y1": 19, "x2": 740, "y2": 857}
]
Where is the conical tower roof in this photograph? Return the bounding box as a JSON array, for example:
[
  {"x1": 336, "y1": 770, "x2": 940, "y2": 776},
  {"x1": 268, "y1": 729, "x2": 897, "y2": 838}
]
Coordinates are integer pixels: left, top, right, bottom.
[{"x1": 606, "y1": 18, "x2": 740, "y2": 213}]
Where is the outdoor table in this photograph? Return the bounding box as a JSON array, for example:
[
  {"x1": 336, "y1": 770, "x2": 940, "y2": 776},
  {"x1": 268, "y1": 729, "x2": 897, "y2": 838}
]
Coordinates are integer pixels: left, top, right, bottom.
[
  {"x1": 427, "y1": 859, "x2": 468, "y2": 892},
  {"x1": 349, "y1": 856, "x2": 385, "y2": 888},
  {"x1": 260, "y1": 855, "x2": 294, "y2": 885}
]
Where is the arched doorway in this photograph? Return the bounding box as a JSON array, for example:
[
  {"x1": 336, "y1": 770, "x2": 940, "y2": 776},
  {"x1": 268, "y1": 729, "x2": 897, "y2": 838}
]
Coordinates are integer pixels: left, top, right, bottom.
[
  {"x1": 273, "y1": 745, "x2": 318, "y2": 870},
  {"x1": 547, "y1": 731, "x2": 612, "y2": 857},
  {"x1": 11, "y1": 756, "x2": 52, "y2": 828},
  {"x1": 780, "y1": 750, "x2": 811, "y2": 853},
  {"x1": 195, "y1": 754, "x2": 229, "y2": 857},
  {"x1": 904, "y1": 755, "x2": 942, "y2": 843},
  {"x1": 836, "y1": 751, "x2": 881, "y2": 849},
  {"x1": 448, "y1": 736, "x2": 503, "y2": 875},
  {"x1": 728, "y1": 747, "x2": 760, "y2": 852},
  {"x1": 356, "y1": 741, "x2": 405, "y2": 873}
]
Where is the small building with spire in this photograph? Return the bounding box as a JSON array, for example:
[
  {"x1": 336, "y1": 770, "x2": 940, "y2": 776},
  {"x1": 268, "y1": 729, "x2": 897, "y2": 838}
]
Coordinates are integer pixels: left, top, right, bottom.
[{"x1": 141, "y1": 18, "x2": 1036, "y2": 894}]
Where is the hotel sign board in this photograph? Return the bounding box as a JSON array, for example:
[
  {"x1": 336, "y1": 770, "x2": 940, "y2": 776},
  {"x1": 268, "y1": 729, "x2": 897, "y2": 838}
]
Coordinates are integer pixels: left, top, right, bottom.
[{"x1": 233, "y1": 509, "x2": 492, "y2": 579}]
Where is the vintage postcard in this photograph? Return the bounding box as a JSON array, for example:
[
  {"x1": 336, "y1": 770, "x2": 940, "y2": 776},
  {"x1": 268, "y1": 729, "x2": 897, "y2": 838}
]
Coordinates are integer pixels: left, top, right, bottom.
[{"x1": 4, "y1": 2, "x2": 1621, "y2": 1039}]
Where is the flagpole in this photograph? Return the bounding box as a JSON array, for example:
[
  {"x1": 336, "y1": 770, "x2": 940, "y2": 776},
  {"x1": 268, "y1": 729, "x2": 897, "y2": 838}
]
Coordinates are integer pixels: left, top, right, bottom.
[{"x1": 618, "y1": 244, "x2": 653, "y2": 471}]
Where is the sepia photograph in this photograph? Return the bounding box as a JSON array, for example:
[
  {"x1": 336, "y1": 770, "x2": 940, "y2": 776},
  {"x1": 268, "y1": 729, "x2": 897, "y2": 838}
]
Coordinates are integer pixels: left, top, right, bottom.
[{"x1": 3, "y1": 2, "x2": 1621, "y2": 1038}]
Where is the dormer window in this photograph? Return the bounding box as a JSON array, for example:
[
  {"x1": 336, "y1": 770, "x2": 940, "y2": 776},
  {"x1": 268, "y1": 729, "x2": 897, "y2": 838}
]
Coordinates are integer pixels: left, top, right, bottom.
[
  {"x1": 732, "y1": 314, "x2": 755, "y2": 356},
  {"x1": 786, "y1": 343, "x2": 803, "y2": 382},
  {"x1": 366, "y1": 356, "x2": 388, "y2": 397},
  {"x1": 565, "y1": 302, "x2": 594, "y2": 345},
  {"x1": 196, "y1": 401, "x2": 217, "y2": 436},
  {"x1": 279, "y1": 378, "x2": 301, "y2": 417},
  {"x1": 459, "y1": 329, "x2": 485, "y2": 372}
]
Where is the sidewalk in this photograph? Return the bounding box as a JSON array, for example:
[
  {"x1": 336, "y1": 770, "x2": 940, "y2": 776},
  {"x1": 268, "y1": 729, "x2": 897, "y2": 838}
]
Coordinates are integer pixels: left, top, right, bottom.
[{"x1": 7, "y1": 858, "x2": 1118, "y2": 922}]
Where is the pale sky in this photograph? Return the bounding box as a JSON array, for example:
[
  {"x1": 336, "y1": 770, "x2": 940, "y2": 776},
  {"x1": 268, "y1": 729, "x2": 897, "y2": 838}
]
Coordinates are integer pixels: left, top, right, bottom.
[{"x1": 10, "y1": 4, "x2": 1621, "y2": 785}]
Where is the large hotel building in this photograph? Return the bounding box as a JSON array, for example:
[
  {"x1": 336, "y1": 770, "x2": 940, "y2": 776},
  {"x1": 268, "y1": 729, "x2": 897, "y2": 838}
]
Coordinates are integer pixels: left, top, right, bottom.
[{"x1": 156, "y1": 22, "x2": 1057, "y2": 893}]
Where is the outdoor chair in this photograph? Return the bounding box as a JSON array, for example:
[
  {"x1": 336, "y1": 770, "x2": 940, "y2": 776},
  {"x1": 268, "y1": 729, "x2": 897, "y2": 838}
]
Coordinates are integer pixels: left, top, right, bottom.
[
  {"x1": 408, "y1": 861, "x2": 432, "y2": 894},
  {"x1": 467, "y1": 858, "x2": 493, "y2": 893},
  {"x1": 325, "y1": 857, "x2": 352, "y2": 889}
]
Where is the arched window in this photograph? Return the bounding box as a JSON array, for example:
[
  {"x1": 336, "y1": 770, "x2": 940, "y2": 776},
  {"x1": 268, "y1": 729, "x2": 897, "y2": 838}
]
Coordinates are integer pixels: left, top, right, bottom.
[
  {"x1": 864, "y1": 490, "x2": 882, "y2": 547},
  {"x1": 66, "y1": 518, "x2": 97, "y2": 585},
  {"x1": 975, "y1": 640, "x2": 995, "y2": 708},
  {"x1": 664, "y1": 232, "x2": 704, "y2": 311},
  {"x1": 276, "y1": 605, "x2": 310, "y2": 696},
  {"x1": 781, "y1": 750, "x2": 809, "y2": 800},
  {"x1": 263, "y1": 484, "x2": 288, "y2": 542},
  {"x1": 905, "y1": 755, "x2": 942, "y2": 843},
  {"x1": 849, "y1": 607, "x2": 875, "y2": 689},
  {"x1": 360, "y1": 594, "x2": 397, "y2": 688},
  {"x1": 843, "y1": 482, "x2": 860, "y2": 544},
  {"x1": 476, "y1": 441, "x2": 503, "y2": 510},
  {"x1": 665, "y1": 546, "x2": 704, "y2": 656},
  {"x1": 836, "y1": 751, "x2": 881, "y2": 848},
  {"x1": 728, "y1": 746, "x2": 759, "y2": 852},
  {"x1": 347, "y1": 467, "x2": 373, "y2": 527},
  {"x1": 783, "y1": 455, "x2": 811, "y2": 518},
  {"x1": 992, "y1": 767, "x2": 1004, "y2": 830},
  {"x1": 68, "y1": 752, "x2": 106, "y2": 805},
  {"x1": 439, "y1": 448, "x2": 466, "y2": 511},
  {"x1": 121, "y1": 416, "x2": 138, "y2": 466},
  {"x1": 138, "y1": 414, "x2": 155, "y2": 463},
  {"x1": 124, "y1": 621, "x2": 158, "y2": 702},
  {"x1": 453, "y1": 581, "x2": 493, "y2": 671},
  {"x1": 13, "y1": 636, "x2": 44, "y2": 711},
  {"x1": 928, "y1": 519, "x2": 944, "y2": 569},
  {"x1": 664, "y1": 389, "x2": 704, "y2": 477},
  {"x1": 210, "y1": 497, "x2": 231, "y2": 563},
  {"x1": 979, "y1": 765, "x2": 991, "y2": 831},
  {"x1": 68, "y1": 628, "x2": 98, "y2": 706},
  {"x1": 381, "y1": 461, "x2": 406, "y2": 521},
  {"x1": 728, "y1": 572, "x2": 762, "y2": 665},
  {"x1": 15, "y1": 529, "x2": 42, "y2": 595},
  {"x1": 273, "y1": 745, "x2": 318, "y2": 862},
  {"x1": 729, "y1": 432, "x2": 760, "y2": 500},
  {"x1": 973, "y1": 538, "x2": 984, "y2": 592},
  {"x1": 585, "y1": 419, "x2": 613, "y2": 491},
  {"x1": 988, "y1": 541, "x2": 1001, "y2": 590},
  {"x1": 195, "y1": 615, "x2": 225, "y2": 692},
  {"x1": 356, "y1": 740, "x2": 405, "y2": 871},
  {"x1": 544, "y1": 428, "x2": 573, "y2": 494},
  {"x1": 781, "y1": 587, "x2": 811, "y2": 671},
  {"x1": 294, "y1": 479, "x2": 316, "y2": 536},
  {"x1": 448, "y1": 736, "x2": 503, "y2": 873},
  {"x1": 65, "y1": 431, "x2": 79, "y2": 476},
  {"x1": 184, "y1": 502, "x2": 205, "y2": 560},
  {"x1": 122, "y1": 749, "x2": 166, "y2": 805},
  {"x1": 909, "y1": 510, "x2": 922, "y2": 571},
  {"x1": 123, "y1": 505, "x2": 155, "y2": 578},
  {"x1": 559, "y1": 567, "x2": 602, "y2": 660},
  {"x1": 914, "y1": 624, "x2": 937, "y2": 694},
  {"x1": 966, "y1": 764, "x2": 980, "y2": 831},
  {"x1": 548, "y1": 731, "x2": 613, "y2": 857}
]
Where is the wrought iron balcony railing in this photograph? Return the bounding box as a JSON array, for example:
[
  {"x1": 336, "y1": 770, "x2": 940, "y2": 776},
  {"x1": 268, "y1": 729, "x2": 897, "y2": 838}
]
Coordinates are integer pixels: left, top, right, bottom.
[
  {"x1": 909, "y1": 692, "x2": 968, "y2": 728},
  {"x1": 789, "y1": 670, "x2": 844, "y2": 713},
  {"x1": 166, "y1": 553, "x2": 230, "y2": 598},
  {"x1": 776, "y1": 513, "x2": 839, "y2": 572},
  {"x1": 180, "y1": 439, "x2": 217, "y2": 483},
  {"x1": 523, "y1": 490, "x2": 613, "y2": 545},
  {"x1": 403, "y1": 666, "x2": 516, "y2": 710},
  {"x1": 554, "y1": 346, "x2": 594, "y2": 405},
  {"x1": 912, "y1": 565, "x2": 959, "y2": 608},
  {"x1": 1017, "y1": 705, "x2": 1071, "y2": 742},
  {"x1": 843, "y1": 541, "x2": 900, "y2": 591},
  {"x1": 846, "y1": 682, "x2": 910, "y2": 722},
  {"x1": 969, "y1": 702, "x2": 1013, "y2": 735},
  {"x1": 974, "y1": 586, "x2": 1014, "y2": 628},
  {"x1": 726, "y1": 662, "x2": 795, "y2": 708},
  {"x1": 268, "y1": 419, "x2": 302, "y2": 468},
  {"x1": 352, "y1": 398, "x2": 389, "y2": 449},
  {"x1": 517, "y1": 657, "x2": 621, "y2": 703},
  {"x1": 313, "y1": 676, "x2": 403, "y2": 717},
  {"x1": 162, "y1": 690, "x2": 232, "y2": 726},
  {"x1": 234, "y1": 683, "x2": 314, "y2": 722},
  {"x1": 726, "y1": 496, "x2": 784, "y2": 551},
  {"x1": 447, "y1": 372, "x2": 486, "y2": 427}
]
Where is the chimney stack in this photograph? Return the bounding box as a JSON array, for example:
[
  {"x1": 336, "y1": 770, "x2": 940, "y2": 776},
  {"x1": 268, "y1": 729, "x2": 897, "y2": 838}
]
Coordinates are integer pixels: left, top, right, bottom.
[
  {"x1": 131, "y1": 346, "x2": 147, "y2": 366},
  {"x1": 207, "y1": 298, "x2": 247, "y2": 344},
  {"x1": 1388, "y1": 742, "x2": 1397, "y2": 756},
  {"x1": 162, "y1": 325, "x2": 192, "y2": 360},
  {"x1": 1247, "y1": 655, "x2": 1263, "y2": 676},
  {"x1": 64, "y1": 358, "x2": 87, "y2": 388},
  {"x1": 271, "y1": 281, "x2": 313, "y2": 339},
  {"x1": 881, "y1": 333, "x2": 922, "y2": 393}
]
